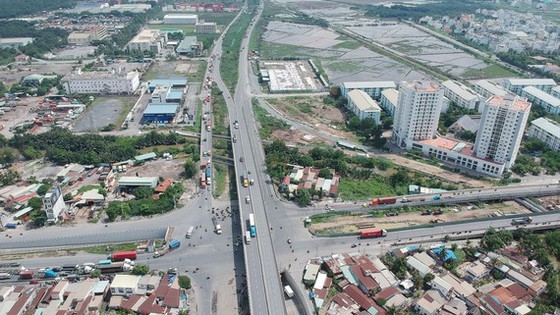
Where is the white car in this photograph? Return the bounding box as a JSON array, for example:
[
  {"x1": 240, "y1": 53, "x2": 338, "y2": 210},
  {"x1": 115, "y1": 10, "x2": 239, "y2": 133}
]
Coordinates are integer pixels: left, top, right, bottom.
[{"x1": 245, "y1": 196, "x2": 251, "y2": 204}]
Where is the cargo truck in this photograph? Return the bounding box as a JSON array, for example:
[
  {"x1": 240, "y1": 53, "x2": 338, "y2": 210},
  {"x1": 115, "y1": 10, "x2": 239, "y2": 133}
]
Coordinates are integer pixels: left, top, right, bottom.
[
  {"x1": 169, "y1": 240, "x2": 181, "y2": 249},
  {"x1": 0, "y1": 273, "x2": 10, "y2": 280},
  {"x1": 245, "y1": 231, "x2": 251, "y2": 244},
  {"x1": 19, "y1": 270, "x2": 33, "y2": 279},
  {"x1": 511, "y1": 217, "x2": 533, "y2": 225},
  {"x1": 5, "y1": 222, "x2": 16, "y2": 229},
  {"x1": 110, "y1": 251, "x2": 137, "y2": 261},
  {"x1": 284, "y1": 285, "x2": 294, "y2": 299},
  {"x1": 249, "y1": 213, "x2": 256, "y2": 237},
  {"x1": 186, "y1": 226, "x2": 194, "y2": 238},
  {"x1": 369, "y1": 197, "x2": 397, "y2": 206},
  {"x1": 360, "y1": 228, "x2": 388, "y2": 239}
]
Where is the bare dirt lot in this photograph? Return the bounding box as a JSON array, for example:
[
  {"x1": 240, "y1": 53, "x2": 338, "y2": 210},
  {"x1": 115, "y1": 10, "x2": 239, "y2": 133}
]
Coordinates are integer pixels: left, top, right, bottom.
[
  {"x1": 266, "y1": 96, "x2": 358, "y2": 142},
  {"x1": 310, "y1": 201, "x2": 531, "y2": 234},
  {"x1": 121, "y1": 158, "x2": 186, "y2": 180}
]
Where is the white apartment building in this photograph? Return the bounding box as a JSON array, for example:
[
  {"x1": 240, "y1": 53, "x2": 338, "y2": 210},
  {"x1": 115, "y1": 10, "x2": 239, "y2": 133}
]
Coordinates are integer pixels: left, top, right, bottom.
[
  {"x1": 126, "y1": 29, "x2": 166, "y2": 54},
  {"x1": 392, "y1": 80, "x2": 444, "y2": 150},
  {"x1": 472, "y1": 80, "x2": 510, "y2": 99},
  {"x1": 503, "y1": 78, "x2": 557, "y2": 95},
  {"x1": 62, "y1": 70, "x2": 140, "y2": 95},
  {"x1": 521, "y1": 86, "x2": 560, "y2": 115},
  {"x1": 526, "y1": 117, "x2": 560, "y2": 151},
  {"x1": 474, "y1": 94, "x2": 531, "y2": 169},
  {"x1": 346, "y1": 89, "x2": 381, "y2": 123},
  {"x1": 43, "y1": 186, "x2": 66, "y2": 223},
  {"x1": 340, "y1": 81, "x2": 396, "y2": 99},
  {"x1": 380, "y1": 88, "x2": 399, "y2": 116},
  {"x1": 163, "y1": 14, "x2": 198, "y2": 25},
  {"x1": 195, "y1": 22, "x2": 217, "y2": 34},
  {"x1": 441, "y1": 80, "x2": 483, "y2": 112},
  {"x1": 551, "y1": 86, "x2": 560, "y2": 99}
]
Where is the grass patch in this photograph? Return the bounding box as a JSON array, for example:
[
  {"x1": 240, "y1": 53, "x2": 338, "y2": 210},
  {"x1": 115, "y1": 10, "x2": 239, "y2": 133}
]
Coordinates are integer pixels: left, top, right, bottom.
[
  {"x1": 211, "y1": 84, "x2": 229, "y2": 135},
  {"x1": 332, "y1": 40, "x2": 362, "y2": 50},
  {"x1": 453, "y1": 248, "x2": 466, "y2": 264},
  {"x1": 138, "y1": 144, "x2": 183, "y2": 154},
  {"x1": 463, "y1": 63, "x2": 518, "y2": 79},
  {"x1": 190, "y1": 60, "x2": 207, "y2": 83},
  {"x1": 78, "y1": 185, "x2": 102, "y2": 194},
  {"x1": 83, "y1": 243, "x2": 137, "y2": 255},
  {"x1": 252, "y1": 99, "x2": 290, "y2": 139},
  {"x1": 213, "y1": 163, "x2": 227, "y2": 198},
  {"x1": 338, "y1": 177, "x2": 395, "y2": 201},
  {"x1": 309, "y1": 211, "x2": 351, "y2": 224},
  {"x1": 197, "y1": 12, "x2": 236, "y2": 26},
  {"x1": 220, "y1": 12, "x2": 254, "y2": 90},
  {"x1": 184, "y1": 98, "x2": 203, "y2": 133}
]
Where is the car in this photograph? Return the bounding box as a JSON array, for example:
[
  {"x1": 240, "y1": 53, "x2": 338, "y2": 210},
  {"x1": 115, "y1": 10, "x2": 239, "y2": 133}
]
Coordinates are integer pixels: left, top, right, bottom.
[
  {"x1": 240, "y1": 157, "x2": 244, "y2": 162},
  {"x1": 153, "y1": 251, "x2": 164, "y2": 258},
  {"x1": 245, "y1": 196, "x2": 251, "y2": 204},
  {"x1": 351, "y1": 244, "x2": 357, "y2": 248}
]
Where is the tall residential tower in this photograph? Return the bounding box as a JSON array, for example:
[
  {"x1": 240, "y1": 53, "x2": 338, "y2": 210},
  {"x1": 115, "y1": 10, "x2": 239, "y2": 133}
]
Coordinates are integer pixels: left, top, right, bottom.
[
  {"x1": 474, "y1": 94, "x2": 531, "y2": 168},
  {"x1": 392, "y1": 80, "x2": 444, "y2": 150}
]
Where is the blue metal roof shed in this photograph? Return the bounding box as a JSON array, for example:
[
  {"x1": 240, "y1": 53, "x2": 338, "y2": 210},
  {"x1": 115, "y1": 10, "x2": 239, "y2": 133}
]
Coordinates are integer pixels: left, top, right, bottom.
[{"x1": 141, "y1": 104, "x2": 179, "y2": 124}]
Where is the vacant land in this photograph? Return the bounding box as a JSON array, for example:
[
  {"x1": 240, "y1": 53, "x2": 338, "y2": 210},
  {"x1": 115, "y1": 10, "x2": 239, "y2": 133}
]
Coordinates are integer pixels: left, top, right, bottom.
[
  {"x1": 142, "y1": 60, "x2": 203, "y2": 82},
  {"x1": 310, "y1": 201, "x2": 531, "y2": 235},
  {"x1": 74, "y1": 96, "x2": 137, "y2": 132}
]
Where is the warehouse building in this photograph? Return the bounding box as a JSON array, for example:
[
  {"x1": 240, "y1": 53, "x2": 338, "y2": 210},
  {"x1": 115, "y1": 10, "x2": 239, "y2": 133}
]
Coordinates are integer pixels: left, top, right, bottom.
[
  {"x1": 347, "y1": 90, "x2": 381, "y2": 123},
  {"x1": 176, "y1": 36, "x2": 203, "y2": 56},
  {"x1": 126, "y1": 29, "x2": 167, "y2": 54},
  {"x1": 163, "y1": 14, "x2": 198, "y2": 25},
  {"x1": 195, "y1": 22, "x2": 217, "y2": 34},
  {"x1": 61, "y1": 70, "x2": 140, "y2": 95},
  {"x1": 147, "y1": 78, "x2": 187, "y2": 93},
  {"x1": 341, "y1": 81, "x2": 396, "y2": 100},
  {"x1": 141, "y1": 103, "x2": 179, "y2": 124},
  {"x1": 118, "y1": 177, "x2": 159, "y2": 190}
]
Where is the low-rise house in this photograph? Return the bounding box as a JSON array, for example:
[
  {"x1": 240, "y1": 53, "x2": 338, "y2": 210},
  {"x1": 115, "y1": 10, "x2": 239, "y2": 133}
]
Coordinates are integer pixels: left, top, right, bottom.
[
  {"x1": 415, "y1": 290, "x2": 447, "y2": 315},
  {"x1": 431, "y1": 276, "x2": 453, "y2": 299},
  {"x1": 413, "y1": 252, "x2": 437, "y2": 268},
  {"x1": 406, "y1": 256, "x2": 431, "y2": 278},
  {"x1": 464, "y1": 261, "x2": 490, "y2": 283},
  {"x1": 328, "y1": 292, "x2": 359, "y2": 314},
  {"x1": 448, "y1": 115, "x2": 480, "y2": 134},
  {"x1": 110, "y1": 275, "x2": 141, "y2": 296}
]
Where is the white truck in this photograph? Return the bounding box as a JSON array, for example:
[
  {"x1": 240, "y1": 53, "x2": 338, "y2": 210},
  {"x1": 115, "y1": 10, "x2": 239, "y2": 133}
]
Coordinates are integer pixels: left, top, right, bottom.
[
  {"x1": 186, "y1": 226, "x2": 194, "y2": 238},
  {"x1": 283, "y1": 285, "x2": 294, "y2": 299},
  {"x1": 245, "y1": 231, "x2": 251, "y2": 244},
  {"x1": 215, "y1": 224, "x2": 222, "y2": 235}
]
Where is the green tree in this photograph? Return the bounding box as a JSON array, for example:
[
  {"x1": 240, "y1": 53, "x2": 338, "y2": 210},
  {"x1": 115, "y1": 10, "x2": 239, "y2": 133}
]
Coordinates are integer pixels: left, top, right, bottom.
[
  {"x1": 329, "y1": 86, "x2": 341, "y2": 98},
  {"x1": 318, "y1": 168, "x2": 332, "y2": 179},
  {"x1": 37, "y1": 184, "x2": 50, "y2": 196},
  {"x1": 295, "y1": 189, "x2": 312, "y2": 207},
  {"x1": 0, "y1": 147, "x2": 18, "y2": 164},
  {"x1": 184, "y1": 160, "x2": 197, "y2": 178},
  {"x1": 389, "y1": 169, "x2": 410, "y2": 187},
  {"x1": 131, "y1": 264, "x2": 150, "y2": 276},
  {"x1": 423, "y1": 273, "x2": 435, "y2": 290},
  {"x1": 178, "y1": 275, "x2": 191, "y2": 289},
  {"x1": 29, "y1": 210, "x2": 47, "y2": 226},
  {"x1": 90, "y1": 269, "x2": 101, "y2": 278},
  {"x1": 28, "y1": 196, "x2": 43, "y2": 210},
  {"x1": 132, "y1": 186, "x2": 153, "y2": 200}
]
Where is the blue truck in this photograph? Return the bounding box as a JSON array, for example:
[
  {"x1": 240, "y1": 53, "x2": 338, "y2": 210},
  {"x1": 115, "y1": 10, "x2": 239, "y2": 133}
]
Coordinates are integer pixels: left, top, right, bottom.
[
  {"x1": 169, "y1": 240, "x2": 181, "y2": 249},
  {"x1": 206, "y1": 167, "x2": 211, "y2": 178},
  {"x1": 5, "y1": 223, "x2": 16, "y2": 229}
]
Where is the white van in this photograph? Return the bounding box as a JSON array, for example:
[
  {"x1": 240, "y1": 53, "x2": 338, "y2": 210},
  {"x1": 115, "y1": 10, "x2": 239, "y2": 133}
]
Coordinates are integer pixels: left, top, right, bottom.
[{"x1": 245, "y1": 231, "x2": 251, "y2": 244}]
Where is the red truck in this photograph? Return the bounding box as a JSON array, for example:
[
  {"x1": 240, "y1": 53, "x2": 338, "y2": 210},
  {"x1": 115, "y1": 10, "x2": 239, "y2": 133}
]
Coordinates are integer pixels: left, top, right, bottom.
[
  {"x1": 19, "y1": 270, "x2": 33, "y2": 279},
  {"x1": 360, "y1": 228, "x2": 388, "y2": 239},
  {"x1": 110, "y1": 251, "x2": 137, "y2": 261},
  {"x1": 369, "y1": 197, "x2": 397, "y2": 206}
]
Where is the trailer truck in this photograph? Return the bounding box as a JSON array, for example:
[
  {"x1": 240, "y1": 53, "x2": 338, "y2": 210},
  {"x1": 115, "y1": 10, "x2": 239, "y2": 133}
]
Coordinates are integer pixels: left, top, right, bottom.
[
  {"x1": 110, "y1": 251, "x2": 137, "y2": 261},
  {"x1": 249, "y1": 213, "x2": 256, "y2": 237},
  {"x1": 360, "y1": 228, "x2": 388, "y2": 239},
  {"x1": 369, "y1": 197, "x2": 397, "y2": 206},
  {"x1": 511, "y1": 217, "x2": 533, "y2": 225}
]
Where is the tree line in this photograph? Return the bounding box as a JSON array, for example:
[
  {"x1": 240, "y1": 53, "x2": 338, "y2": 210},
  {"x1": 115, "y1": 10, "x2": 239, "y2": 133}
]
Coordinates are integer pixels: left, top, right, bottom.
[
  {"x1": 9, "y1": 129, "x2": 187, "y2": 165},
  {"x1": 0, "y1": 0, "x2": 79, "y2": 19}
]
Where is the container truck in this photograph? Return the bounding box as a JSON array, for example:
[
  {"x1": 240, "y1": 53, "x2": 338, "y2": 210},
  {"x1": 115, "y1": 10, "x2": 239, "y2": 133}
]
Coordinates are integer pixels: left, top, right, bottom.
[
  {"x1": 169, "y1": 240, "x2": 181, "y2": 249},
  {"x1": 19, "y1": 270, "x2": 33, "y2": 279},
  {"x1": 369, "y1": 197, "x2": 397, "y2": 206},
  {"x1": 360, "y1": 228, "x2": 388, "y2": 239},
  {"x1": 249, "y1": 213, "x2": 256, "y2": 237},
  {"x1": 511, "y1": 217, "x2": 533, "y2": 225},
  {"x1": 98, "y1": 263, "x2": 124, "y2": 274},
  {"x1": 110, "y1": 251, "x2": 137, "y2": 261}
]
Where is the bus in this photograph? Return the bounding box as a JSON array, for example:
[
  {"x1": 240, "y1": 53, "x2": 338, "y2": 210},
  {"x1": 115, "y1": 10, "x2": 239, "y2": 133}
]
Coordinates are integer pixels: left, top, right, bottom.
[{"x1": 249, "y1": 213, "x2": 256, "y2": 238}]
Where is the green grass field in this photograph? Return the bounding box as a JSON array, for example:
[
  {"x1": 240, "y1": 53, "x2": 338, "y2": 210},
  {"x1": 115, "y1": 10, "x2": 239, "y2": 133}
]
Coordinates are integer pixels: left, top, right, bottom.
[
  {"x1": 213, "y1": 163, "x2": 227, "y2": 198},
  {"x1": 220, "y1": 12, "x2": 253, "y2": 90},
  {"x1": 463, "y1": 63, "x2": 518, "y2": 79},
  {"x1": 338, "y1": 178, "x2": 395, "y2": 201}
]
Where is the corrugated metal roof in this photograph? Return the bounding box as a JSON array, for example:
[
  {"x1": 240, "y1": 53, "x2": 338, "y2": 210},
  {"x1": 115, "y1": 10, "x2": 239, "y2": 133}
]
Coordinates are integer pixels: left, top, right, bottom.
[
  {"x1": 143, "y1": 104, "x2": 179, "y2": 115},
  {"x1": 530, "y1": 117, "x2": 560, "y2": 139}
]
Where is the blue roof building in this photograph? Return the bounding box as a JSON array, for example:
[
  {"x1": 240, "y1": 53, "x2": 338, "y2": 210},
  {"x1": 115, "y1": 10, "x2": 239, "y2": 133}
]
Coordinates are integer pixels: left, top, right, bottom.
[
  {"x1": 141, "y1": 104, "x2": 179, "y2": 124},
  {"x1": 431, "y1": 248, "x2": 457, "y2": 262}
]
